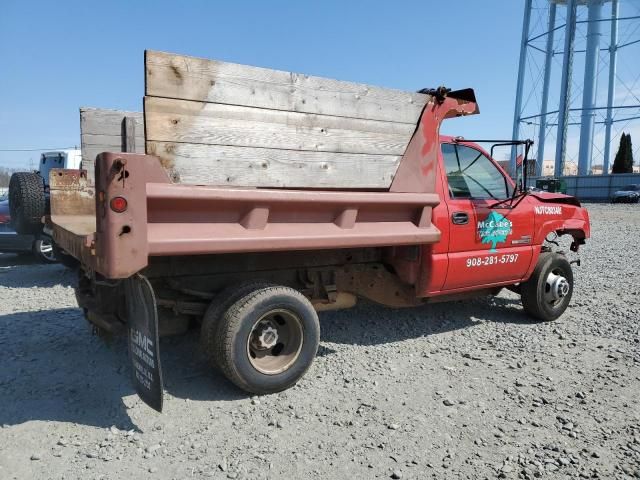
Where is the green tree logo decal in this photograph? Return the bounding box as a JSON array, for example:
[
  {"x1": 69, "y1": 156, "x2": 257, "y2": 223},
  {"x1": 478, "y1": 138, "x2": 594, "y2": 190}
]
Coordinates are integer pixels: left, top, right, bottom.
[{"x1": 478, "y1": 212, "x2": 512, "y2": 252}]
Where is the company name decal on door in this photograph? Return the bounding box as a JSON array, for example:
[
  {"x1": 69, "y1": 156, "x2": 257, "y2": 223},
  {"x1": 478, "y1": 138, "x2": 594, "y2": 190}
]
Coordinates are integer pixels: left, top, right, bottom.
[
  {"x1": 477, "y1": 212, "x2": 513, "y2": 252},
  {"x1": 534, "y1": 205, "x2": 562, "y2": 215}
]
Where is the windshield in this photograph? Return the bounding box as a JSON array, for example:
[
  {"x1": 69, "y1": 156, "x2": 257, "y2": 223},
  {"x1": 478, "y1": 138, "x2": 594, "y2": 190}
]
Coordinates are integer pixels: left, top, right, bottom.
[
  {"x1": 441, "y1": 143, "x2": 512, "y2": 200},
  {"x1": 622, "y1": 185, "x2": 639, "y2": 191},
  {"x1": 43, "y1": 155, "x2": 64, "y2": 165}
]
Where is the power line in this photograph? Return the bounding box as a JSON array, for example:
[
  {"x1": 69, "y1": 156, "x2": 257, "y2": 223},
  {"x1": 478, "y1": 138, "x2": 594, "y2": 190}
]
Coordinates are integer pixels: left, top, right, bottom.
[{"x1": 0, "y1": 146, "x2": 76, "y2": 152}]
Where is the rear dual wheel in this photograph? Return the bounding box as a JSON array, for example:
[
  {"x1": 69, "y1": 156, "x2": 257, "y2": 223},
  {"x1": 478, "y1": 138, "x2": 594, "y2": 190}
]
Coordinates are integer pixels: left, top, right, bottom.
[{"x1": 202, "y1": 284, "x2": 320, "y2": 394}]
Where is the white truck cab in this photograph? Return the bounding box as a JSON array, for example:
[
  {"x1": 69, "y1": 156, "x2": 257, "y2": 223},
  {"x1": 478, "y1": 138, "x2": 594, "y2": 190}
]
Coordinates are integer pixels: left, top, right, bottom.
[{"x1": 40, "y1": 149, "x2": 81, "y2": 187}]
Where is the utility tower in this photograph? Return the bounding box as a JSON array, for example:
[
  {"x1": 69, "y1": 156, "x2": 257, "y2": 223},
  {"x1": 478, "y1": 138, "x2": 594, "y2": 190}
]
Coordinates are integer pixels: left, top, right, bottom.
[{"x1": 511, "y1": 0, "x2": 640, "y2": 177}]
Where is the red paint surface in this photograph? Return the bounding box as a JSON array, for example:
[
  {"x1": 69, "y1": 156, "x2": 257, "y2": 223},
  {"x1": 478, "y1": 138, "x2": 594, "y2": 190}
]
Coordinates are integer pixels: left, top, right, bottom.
[{"x1": 414, "y1": 138, "x2": 590, "y2": 297}]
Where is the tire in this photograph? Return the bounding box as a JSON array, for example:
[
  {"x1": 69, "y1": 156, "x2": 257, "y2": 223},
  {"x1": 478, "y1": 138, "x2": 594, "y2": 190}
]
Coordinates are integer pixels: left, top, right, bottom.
[
  {"x1": 214, "y1": 285, "x2": 320, "y2": 395},
  {"x1": 33, "y1": 235, "x2": 58, "y2": 263},
  {"x1": 201, "y1": 281, "x2": 274, "y2": 368},
  {"x1": 9, "y1": 172, "x2": 46, "y2": 234},
  {"x1": 521, "y1": 252, "x2": 573, "y2": 322}
]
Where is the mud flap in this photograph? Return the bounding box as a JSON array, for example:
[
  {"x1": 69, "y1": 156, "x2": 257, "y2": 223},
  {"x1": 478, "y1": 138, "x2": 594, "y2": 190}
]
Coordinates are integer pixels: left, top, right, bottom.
[{"x1": 123, "y1": 274, "x2": 164, "y2": 412}]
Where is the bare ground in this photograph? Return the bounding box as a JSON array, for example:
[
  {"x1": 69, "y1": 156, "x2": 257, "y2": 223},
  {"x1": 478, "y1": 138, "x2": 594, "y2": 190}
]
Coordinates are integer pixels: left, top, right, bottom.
[{"x1": 0, "y1": 203, "x2": 638, "y2": 480}]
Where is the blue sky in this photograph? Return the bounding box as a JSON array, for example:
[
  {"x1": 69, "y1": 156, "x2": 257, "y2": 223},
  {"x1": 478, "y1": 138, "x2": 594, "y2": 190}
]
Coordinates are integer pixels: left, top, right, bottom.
[{"x1": 0, "y1": 1, "x2": 527, "y2": 169}]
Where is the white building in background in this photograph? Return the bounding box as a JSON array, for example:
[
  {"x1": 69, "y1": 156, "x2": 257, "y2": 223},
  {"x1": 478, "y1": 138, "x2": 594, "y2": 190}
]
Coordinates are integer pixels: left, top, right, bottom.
[
  {"x1": 497, "y1": 158, "x2": 640, "y2": 176},
  {"x1": 538, "y1": 160, "x2": 578, "y2": 176}
]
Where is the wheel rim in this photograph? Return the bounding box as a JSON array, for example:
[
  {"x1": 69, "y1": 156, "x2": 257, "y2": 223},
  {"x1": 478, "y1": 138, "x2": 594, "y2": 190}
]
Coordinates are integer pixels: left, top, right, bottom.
[
  {"x1": 38, "y1": 238, "x2": 56, "y2": 262},
  {"x1": 246, "y1": 309, "x2": 304, "y2": 375},
  {"x1": 544, "y1": 268, "x2": 570, "y2": 307}
]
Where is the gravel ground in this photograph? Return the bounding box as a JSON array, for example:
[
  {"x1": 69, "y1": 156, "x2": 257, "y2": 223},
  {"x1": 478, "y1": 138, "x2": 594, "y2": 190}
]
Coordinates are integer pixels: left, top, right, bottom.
[{"x1": 0, "y1": 203, "x2": 638, "y2": 480}]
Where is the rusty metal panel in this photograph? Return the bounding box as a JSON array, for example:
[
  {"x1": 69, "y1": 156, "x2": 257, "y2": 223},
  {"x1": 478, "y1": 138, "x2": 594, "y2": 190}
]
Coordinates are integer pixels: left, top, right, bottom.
[
  {"x1": 144, "y1": 182, "x2": 440, "y2": 256},
  {"x1": 49, "y1": 168, "x2": 97, "y2": 268},
  {"x1": 390, "y1": 93, "x2": 480, "y2": 193},
  {"x1": 92, "y1": 153, "x2": 171, "y2": 278}
]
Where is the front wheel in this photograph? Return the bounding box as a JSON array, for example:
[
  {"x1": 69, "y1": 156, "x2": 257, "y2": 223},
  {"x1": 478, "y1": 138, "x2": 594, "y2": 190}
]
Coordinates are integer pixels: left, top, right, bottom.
[
  {"x1": 521, "y1": 252, "x2": 574, "y2": 322},
  {"x1": 213, "y1": 285, "x2": 320, "y2": 394}
]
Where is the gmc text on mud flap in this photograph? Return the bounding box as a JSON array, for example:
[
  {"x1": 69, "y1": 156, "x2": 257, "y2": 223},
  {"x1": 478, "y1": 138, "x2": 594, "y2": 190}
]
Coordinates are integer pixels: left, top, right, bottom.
[{"x1": 130, "y1": 328, "x2": 156, "y2": 392}]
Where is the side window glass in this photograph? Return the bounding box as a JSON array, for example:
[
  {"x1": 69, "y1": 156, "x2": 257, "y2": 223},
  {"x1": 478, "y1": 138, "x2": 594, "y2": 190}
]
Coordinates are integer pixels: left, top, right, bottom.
[{"x1": 441, "y1": 144, "x2": 510, "y2": 200}]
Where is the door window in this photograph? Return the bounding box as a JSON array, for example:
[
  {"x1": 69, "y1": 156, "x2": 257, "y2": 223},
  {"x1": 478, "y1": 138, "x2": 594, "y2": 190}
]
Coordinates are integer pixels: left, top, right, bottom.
[{"x1": 441, "y1": 143, "x2": 510, "y2": 200}]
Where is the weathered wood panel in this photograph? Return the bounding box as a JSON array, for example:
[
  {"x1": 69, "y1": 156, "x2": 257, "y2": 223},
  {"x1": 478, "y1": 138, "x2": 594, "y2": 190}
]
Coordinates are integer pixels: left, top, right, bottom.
[
  {"x1": 144, "y1": 97, "x2": 415, "y2": 156},
  {"x1": 146, "y1": 141, "x2": 400, "y2": 188},
  {"x1": 124, "y1": 117, "x2": 137, "y2": 153},
  {"x1": 81, "y1": 108, "x2": 144, "y2": 137},
  {"x1": 80, "y1": 108, "x2": 144, "y2": 180},
  {"x1": 144, "y1": 51, "x2": 429, "y2": 189},
  {"x1": 146, "y1": 50, "x2": 428, "y2": 124}
]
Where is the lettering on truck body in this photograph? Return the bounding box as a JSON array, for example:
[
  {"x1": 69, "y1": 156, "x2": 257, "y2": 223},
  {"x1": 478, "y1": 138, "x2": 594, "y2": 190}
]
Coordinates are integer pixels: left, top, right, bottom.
[{"x1": 534, "y1": 205, "x2": 562, "y2": 215}]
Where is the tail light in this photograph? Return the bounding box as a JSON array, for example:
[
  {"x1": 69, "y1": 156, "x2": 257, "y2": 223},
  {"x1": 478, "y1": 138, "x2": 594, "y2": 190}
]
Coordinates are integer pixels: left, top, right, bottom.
[{"x1": 109, "y1": 196, "x2": 128, "y2": 213}]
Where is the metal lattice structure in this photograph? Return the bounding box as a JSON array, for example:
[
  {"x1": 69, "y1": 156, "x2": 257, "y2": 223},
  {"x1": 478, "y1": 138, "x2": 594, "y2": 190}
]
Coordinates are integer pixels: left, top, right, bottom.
[{"x1": 511, "y1": 0, "x2": 640, "y2": 176}]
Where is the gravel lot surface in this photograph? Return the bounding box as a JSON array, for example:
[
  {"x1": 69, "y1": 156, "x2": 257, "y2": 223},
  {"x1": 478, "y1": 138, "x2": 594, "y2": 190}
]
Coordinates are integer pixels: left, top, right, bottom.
[{"x1": 0, "y1": 203, "x2": 638, "y2": 480}]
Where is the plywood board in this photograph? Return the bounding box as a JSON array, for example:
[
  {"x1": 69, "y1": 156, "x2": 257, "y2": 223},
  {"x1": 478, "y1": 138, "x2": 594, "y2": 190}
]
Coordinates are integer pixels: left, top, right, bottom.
[
  {"x1": 146, "y1": 50, "x2": 427, "y2": 124},
  {"x1": 146, "y1": 141, "x2": 400, "y2": 188},
  {"x1": 144, "y1": 51, "x2": 429, "y2": 188},
  {"x1": 80, "y1": 108, "x2": 144, "y2": 180},
  {"x1": 144, "y1": 97, "x2": 414, "y2": 156}
]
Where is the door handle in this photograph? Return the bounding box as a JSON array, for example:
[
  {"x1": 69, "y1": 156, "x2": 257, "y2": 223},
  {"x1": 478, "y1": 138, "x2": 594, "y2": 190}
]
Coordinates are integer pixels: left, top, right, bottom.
[{"x1": 451, "y1": 211, "x2": 469, "y2": 225}]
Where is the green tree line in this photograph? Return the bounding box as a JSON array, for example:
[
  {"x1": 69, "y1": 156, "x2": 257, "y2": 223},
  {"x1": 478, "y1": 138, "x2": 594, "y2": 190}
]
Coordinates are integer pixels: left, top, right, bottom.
[{"x1": 0, "y1": 167, "x2": 20, "y2": 189}]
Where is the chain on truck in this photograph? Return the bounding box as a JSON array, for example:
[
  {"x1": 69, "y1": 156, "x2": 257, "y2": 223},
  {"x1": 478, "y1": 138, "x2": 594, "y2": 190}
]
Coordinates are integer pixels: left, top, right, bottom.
[{"x1": 8, "y1": 51, "x2": 590, "y2": 412}]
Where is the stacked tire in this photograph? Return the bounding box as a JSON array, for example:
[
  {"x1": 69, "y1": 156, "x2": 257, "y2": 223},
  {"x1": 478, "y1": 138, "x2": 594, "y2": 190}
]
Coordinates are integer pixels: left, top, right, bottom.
[{"x1": 8, "y1": 172, "x2": 46, "y2": 234}]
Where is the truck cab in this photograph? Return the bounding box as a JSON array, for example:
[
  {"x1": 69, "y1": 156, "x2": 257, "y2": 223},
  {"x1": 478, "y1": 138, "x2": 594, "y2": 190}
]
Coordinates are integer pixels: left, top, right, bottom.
[
  {"x1": 39, "y1": 149, "x2": 81, "y2": 188},
  {"x1": 421, "y1": 135, "x2": 589, "y2": 305}
]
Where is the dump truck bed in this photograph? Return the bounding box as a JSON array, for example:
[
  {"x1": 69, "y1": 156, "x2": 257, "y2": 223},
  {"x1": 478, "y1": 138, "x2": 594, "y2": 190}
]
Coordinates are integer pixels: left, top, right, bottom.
[
  {"x1": 49, "y1": 52, "x2": 479, "y2": 279},
  {"x1": 50, "y1": 151, "x2": 442, "y2": 278}
]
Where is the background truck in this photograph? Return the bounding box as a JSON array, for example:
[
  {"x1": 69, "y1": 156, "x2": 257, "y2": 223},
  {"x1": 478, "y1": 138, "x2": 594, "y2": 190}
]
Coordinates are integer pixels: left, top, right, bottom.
[
  {"x1": 0, "y1": 196, "x2": 57, "y2": 262},
  {"x1": 9, "y1": 149, "x2": 81, "y2": 233},
  {"x1": 29, "y1": 51, "x2": 590, "y2": 412},
  {"x1": 5, "y1": 150, "x2": 81, "y2": 263}
]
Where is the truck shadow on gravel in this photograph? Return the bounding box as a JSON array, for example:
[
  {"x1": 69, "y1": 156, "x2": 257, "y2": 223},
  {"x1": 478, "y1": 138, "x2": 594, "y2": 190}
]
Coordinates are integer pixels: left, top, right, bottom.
[
  {"x1": 0, "y1": 308, "x2": 247, "y2": 431},
  {"x1": 0, "y1": 256, "x2": 76, "y2": 288},
  {"x1": 0, "y1": 295, "x2": 533, "y2": 430},
  {"x1": 0, "y1": 253, "x2": 42, "y2": 267},
  {"x1": 318, "y1": 295, "x2": 536, "y2": 347}
]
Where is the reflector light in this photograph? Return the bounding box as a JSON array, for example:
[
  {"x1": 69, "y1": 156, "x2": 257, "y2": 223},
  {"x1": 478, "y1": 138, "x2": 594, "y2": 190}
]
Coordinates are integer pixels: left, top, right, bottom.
[{"x1": 110, "y1": 196, "x2": 128, "y2": 213}]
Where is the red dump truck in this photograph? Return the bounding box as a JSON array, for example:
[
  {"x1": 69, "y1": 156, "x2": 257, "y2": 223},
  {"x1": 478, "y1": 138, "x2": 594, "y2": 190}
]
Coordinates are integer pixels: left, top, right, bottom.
[{"x1": 15, "y1": 52, "x2": 590, "y2": 411}]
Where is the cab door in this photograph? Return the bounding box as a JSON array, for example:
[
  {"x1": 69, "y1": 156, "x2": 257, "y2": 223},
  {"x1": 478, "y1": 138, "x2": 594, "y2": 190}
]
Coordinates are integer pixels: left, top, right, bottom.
[{"x1": 439, "y1": 143, "x2": 534, "y2": 291}]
